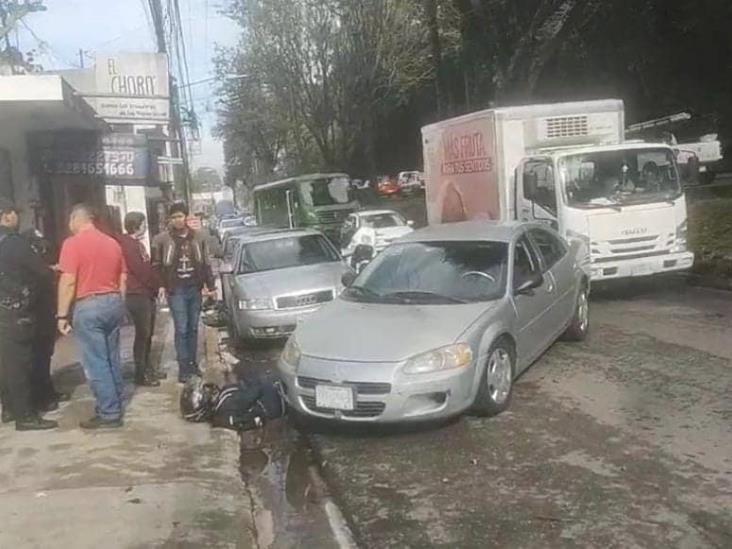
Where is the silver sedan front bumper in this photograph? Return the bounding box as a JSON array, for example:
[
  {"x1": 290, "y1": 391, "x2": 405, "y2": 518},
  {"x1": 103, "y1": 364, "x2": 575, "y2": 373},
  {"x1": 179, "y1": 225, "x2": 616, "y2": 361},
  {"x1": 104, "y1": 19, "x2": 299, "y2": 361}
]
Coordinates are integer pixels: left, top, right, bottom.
[
  {"x1": 233, "y1": 305, "x2": 323, "y2": 339},
  {"x1": 277, "y1": 355, "x2": 478, "y2": 423}
]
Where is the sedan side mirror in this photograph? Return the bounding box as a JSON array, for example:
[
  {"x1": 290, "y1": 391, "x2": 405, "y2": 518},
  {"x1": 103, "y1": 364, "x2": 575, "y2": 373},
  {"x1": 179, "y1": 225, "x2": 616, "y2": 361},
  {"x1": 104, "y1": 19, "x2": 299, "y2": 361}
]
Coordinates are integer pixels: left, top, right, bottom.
[
  {"x1": 515, "y1": 271, "x2": 543, "y2": 295},
  {"x1": 341, "y1": 271, "x2": 357, "y2": 288},
  {"x1": 407, "y1": 220, "x2": 415, "y2": 227}
]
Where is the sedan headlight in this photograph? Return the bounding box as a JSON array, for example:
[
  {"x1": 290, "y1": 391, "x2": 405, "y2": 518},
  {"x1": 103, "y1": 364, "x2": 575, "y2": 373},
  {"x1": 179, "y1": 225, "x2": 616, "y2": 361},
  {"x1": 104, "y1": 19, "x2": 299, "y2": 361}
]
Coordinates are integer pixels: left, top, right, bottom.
[
  {"x1": 238, "y1": 297, "x2": 272, "y2": 310},
  {"x1": 281, "y1": 337, "x2": 301, "y2": 369},
  {"x1": 403, "y1": 344, "x2": 473, "y2": 375}
]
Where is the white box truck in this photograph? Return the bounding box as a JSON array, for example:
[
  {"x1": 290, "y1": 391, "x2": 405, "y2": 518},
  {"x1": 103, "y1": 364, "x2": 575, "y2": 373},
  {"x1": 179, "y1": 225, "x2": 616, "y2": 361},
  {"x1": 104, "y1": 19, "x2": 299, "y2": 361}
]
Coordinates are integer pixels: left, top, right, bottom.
[{"x1": 421, "y1": 100, "x2": 694, "y2": 281}]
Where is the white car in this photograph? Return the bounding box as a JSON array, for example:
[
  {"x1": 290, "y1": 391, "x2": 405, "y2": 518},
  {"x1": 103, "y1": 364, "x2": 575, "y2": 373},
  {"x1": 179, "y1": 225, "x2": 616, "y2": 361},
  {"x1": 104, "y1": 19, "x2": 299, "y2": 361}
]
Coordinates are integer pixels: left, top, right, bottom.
[
  {"x1": 397, "y1": 171, "x2": 424, "y2": 192},
  {"x1": 340, "y1": 210, "x2": 414, "y2": 258}
]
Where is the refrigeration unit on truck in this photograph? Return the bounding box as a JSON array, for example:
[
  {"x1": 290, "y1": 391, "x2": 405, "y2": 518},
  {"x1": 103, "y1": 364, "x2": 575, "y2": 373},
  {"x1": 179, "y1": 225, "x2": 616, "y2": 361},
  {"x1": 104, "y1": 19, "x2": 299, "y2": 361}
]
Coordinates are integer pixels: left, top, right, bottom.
[{"x1": 421, "y1": 100, "x2": 694, "y2": 281}]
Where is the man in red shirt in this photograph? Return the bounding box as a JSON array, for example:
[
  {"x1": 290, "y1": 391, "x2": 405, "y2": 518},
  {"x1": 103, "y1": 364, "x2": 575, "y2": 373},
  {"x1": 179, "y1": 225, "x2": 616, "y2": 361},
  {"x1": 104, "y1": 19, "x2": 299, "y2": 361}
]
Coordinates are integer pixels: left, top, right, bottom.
[{"x1": 57, "y1": 204, "x2": 127, "y2": 429}]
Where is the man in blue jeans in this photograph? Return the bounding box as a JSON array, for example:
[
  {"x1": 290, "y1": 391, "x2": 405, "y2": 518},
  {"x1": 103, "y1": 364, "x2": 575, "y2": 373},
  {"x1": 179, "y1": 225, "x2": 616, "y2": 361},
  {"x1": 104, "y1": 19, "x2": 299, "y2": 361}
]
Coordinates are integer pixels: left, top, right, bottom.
[
  {"x1": 152, "y1": 202, "x2": 215, "y2": 382},
  {"x1": 57, "y1": 204, "x2": 127, "y2": 429}
]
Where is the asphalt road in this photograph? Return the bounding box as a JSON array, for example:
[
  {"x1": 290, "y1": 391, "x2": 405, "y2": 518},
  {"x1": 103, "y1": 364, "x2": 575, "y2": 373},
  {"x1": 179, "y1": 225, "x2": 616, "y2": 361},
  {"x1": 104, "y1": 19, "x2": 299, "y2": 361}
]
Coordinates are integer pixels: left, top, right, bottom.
[{"x1": 232, "y1": 280, "x2": 731, "y2": 549}]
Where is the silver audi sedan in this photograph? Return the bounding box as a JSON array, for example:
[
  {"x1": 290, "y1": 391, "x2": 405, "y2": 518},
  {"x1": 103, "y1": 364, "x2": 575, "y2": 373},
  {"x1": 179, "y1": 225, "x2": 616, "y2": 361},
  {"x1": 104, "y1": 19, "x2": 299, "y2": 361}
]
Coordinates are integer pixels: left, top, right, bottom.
[
  {"x1": 222, "y1": 229, "x2": 352, "y2": 340},
  {"x1": 277, "y1": 221, "x2": 590, "y2": 423}
]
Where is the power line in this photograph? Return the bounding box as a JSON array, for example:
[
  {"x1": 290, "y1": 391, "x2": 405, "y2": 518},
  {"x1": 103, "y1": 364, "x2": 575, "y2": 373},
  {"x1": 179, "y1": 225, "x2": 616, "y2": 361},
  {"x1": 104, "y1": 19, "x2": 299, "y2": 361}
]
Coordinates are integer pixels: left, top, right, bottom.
[{"x1": 19, "y1": 19, "x2": 80, "y2": 68}]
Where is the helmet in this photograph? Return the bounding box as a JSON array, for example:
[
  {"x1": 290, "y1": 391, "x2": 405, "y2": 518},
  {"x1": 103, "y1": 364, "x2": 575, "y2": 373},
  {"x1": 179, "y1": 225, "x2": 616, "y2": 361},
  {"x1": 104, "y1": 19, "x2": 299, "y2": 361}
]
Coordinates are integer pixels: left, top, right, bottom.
[{"x1": 180, "y1": 376, "x2": 220, "y2": 422}]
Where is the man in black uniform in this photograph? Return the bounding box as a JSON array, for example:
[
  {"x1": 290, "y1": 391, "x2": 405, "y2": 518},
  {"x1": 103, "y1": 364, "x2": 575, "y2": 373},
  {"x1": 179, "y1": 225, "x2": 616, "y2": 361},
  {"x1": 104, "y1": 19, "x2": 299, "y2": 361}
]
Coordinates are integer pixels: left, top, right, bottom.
[
  {"x1": 0, "y1": 198, "x2": 57, "y2": 430},
  {"x1": 22, "y1": 228, "x2": 65, "y2": 411}
]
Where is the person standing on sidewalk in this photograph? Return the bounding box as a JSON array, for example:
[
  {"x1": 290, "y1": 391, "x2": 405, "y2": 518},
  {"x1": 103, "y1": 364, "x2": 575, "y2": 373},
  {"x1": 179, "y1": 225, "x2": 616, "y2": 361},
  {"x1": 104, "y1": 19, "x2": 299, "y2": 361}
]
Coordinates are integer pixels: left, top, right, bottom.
[
  {"x1": 57, "y1": 204, "x2": 127, "y2": 430},
  {"x1": 0, "y1": 198, "x2": 57, "y2": 430},
  {"x1": 22, "y1": 228, "x2": 67, "y2": 411},
  {"x1": 117, "y1": 212, "x2": 161, "y2": 387},
  {"x1": 151, "y1": 202, "x2": 215, "y2": 383}
]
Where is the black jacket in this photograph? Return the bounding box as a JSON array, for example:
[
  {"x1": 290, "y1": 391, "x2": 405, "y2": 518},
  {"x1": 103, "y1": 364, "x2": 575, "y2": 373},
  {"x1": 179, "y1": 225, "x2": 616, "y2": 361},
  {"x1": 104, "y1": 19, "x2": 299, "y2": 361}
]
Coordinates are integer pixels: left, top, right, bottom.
[{"x1": 0, "y1": 227, "x2": 53, "y2": 314}]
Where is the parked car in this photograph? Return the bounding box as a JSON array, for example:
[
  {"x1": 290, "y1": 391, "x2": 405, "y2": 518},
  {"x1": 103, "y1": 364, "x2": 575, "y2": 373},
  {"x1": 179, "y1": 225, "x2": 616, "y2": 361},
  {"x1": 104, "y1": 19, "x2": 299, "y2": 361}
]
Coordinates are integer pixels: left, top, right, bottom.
[
  {"x1": 340, "y1": 209, "x2": 414, "y2": 258},
  {"x1": 278, "y1": 221, "x2": 589, "y2": 423},
  {"x1": 376, "y1": 175, "x2": 400, "y2": 197},
  {"x1": 397, "y1": 171, "x2": 423, "y2": 193},
  {"x1": 221, "y1": 229, "x2": 352, "y2": 341},
  {"x1": 218, "y1": 217, "x2": 248, "y2": 240}
]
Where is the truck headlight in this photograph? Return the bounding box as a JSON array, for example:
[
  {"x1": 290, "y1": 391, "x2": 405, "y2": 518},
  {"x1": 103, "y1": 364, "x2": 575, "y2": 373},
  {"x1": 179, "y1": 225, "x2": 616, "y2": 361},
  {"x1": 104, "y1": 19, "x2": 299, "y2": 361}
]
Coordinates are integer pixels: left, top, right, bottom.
[
  {"x1": 403, "y1": 344, "x2": 473, "y2": 375},
  {"x1": 281, "y1": 337, "x2": 301, "y2": 370},
  {"x1": 674, "y1": 221, "x2": 688, "y2": 251},
  {"x1": 238, "y1": 298, "x2": 272, "y2": 310}
]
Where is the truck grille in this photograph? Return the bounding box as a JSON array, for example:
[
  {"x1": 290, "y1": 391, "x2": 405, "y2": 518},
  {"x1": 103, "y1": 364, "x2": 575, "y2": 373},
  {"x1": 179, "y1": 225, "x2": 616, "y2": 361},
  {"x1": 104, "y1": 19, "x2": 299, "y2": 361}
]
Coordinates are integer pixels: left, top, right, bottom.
[
  {"x1": 297, "y1": 376, "x2": 392, "y2": 395},
  {"x1": 301, "y1": 395, "x2": 386, "y2": 418},
  {"x1": 275, "y1": 289, "x2": 334, "y2": 310}
]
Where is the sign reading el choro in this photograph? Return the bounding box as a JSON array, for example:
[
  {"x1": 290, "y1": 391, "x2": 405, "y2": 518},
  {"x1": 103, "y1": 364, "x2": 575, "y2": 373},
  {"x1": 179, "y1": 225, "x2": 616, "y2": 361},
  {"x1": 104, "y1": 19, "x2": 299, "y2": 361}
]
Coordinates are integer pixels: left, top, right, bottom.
[{"x1": 89, "y1": 53, "x2": 170, "y2": 123}]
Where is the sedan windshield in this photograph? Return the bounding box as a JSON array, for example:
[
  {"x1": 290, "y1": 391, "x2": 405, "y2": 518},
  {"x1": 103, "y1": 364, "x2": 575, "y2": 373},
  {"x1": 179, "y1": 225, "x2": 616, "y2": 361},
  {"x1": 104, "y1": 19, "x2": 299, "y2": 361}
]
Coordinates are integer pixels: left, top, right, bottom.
[
  {"x1": 344, "y1": 241, "x2": 508, "y2": 304},
  {"x1": 239, "y1": 235, "x2": 340, "y2": 273},
  {"x1": 560, "y1": 147, "x2": 681, "y2": 208}
]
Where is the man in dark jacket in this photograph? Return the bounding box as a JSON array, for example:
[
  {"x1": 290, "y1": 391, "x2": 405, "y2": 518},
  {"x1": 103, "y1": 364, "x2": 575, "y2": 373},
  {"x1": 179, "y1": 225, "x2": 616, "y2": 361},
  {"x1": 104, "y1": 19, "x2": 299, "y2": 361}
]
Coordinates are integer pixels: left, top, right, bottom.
[
  {"x1": 118, "y1": 212, "x2": 161, "y2": 387},
  {"x1": 21, "y1": 228, "x2": 65, "y2": 411},
  {"x1": 0, "y1": 198, "x2": 57, "y2": 430},
  {"x1": 151, "y1": 202, "x2": 215, "y2": 383}
]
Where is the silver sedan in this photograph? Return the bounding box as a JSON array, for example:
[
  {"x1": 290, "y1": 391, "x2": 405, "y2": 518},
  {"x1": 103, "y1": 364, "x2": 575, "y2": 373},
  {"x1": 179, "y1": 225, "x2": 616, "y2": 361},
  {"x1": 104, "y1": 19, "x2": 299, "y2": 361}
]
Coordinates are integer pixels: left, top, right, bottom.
[
  {"x1": 222, "y1": 229, "x2": 351, "y2": 340},
  {"x1": 277, "y1": 221, "x2": 590, "y2": 422}
]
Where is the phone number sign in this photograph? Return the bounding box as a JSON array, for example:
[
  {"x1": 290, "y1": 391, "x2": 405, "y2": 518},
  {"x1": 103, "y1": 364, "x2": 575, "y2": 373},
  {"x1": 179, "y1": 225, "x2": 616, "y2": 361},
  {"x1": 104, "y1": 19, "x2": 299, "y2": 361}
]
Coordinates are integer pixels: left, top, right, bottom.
[{"x1": 33, "y1": 132, "x2": 154, "y2": 185}]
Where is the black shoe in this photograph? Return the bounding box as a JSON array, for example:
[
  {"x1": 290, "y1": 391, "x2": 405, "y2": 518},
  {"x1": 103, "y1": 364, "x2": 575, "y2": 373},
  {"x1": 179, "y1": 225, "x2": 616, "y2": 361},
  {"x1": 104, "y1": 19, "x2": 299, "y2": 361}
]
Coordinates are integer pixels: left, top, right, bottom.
[
  {"x1": 80, "y1": 416, "x2": 123, "y2": 430},
  {"x1": 16, "y1": 416, "x2": 58, "y2": 431},
  {"x1": 135, "y1": 376, "x2": 160, "y2": 388},
  {"x1": 2, "y1": 409, "x2": 15, "y2": 424},
  {"x1": 178, "y1": 374, "x2": 192, "y2": 384},
  {"x1": 37, "y1": 400, "x2": 60, "y2": 413}
]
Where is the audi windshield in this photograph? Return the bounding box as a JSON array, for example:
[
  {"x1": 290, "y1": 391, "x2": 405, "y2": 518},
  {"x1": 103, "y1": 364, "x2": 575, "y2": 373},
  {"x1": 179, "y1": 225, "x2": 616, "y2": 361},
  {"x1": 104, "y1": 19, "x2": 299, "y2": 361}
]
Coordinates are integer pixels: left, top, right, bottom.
[{"x1": 239, "y1": 235, "x2": 340, "y2": 273}]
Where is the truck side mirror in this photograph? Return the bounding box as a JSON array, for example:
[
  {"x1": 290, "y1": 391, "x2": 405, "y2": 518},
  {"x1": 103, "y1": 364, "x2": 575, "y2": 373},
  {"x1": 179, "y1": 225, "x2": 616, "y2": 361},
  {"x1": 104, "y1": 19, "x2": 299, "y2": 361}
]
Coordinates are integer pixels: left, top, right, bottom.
[{"x1": 524, "y1": 172, "x2": 538, "y2": 200}]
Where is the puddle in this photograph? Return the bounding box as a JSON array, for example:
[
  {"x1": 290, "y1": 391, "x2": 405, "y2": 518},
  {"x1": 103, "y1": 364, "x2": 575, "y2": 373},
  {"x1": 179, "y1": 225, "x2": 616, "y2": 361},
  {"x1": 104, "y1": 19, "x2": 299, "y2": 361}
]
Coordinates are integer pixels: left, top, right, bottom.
[{"x1": 239, "y1": 420, "x2": 346, "y2": 549}]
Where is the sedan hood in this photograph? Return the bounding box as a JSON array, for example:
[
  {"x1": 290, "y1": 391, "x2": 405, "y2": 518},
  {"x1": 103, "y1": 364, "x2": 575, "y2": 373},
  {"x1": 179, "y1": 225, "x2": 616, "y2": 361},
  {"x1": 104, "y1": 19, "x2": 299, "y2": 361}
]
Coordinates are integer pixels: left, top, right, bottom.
[
  {"x1": 234, "y1": 262, "x2": 346, "y2": 299},
  {"x1": 296, "y1": 298, "x2": 493, "y2": 363}
]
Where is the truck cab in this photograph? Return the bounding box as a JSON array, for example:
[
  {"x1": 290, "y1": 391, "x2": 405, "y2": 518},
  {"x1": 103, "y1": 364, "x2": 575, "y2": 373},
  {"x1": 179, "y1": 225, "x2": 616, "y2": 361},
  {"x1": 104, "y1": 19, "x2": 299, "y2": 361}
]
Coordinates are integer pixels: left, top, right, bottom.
[{"x1": 516, "y1": 143, "x2": 693, "y2": 280}]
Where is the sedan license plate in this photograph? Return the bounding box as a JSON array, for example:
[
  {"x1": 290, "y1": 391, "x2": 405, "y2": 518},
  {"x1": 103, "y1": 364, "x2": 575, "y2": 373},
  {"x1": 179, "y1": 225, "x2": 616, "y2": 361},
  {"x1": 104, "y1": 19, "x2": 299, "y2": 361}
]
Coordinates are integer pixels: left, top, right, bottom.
[{"x1": 315, "y1": 384, "x2": 355, "y2": 410}]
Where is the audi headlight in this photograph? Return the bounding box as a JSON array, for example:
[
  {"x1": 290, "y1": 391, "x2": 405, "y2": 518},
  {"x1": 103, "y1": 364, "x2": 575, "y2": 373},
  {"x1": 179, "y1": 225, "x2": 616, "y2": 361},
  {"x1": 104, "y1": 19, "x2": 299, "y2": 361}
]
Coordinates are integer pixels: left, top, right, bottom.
[
  {"x1": 281, "y1": 337, "x2": 301, "y2": 369},
  {"x1": 403, "y1": 344, "x2": 473, "y2": 375},
  {"x1": 238, "y1": 297, "x2": 272, "y2": 310}
]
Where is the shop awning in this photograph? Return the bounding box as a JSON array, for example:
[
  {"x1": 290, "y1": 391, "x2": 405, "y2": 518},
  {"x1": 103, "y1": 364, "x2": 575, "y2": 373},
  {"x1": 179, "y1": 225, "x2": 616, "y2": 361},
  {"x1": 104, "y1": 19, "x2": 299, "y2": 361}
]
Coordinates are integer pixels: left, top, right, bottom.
[{"x1": 0, "y1": 75, "x2": 109, "y2": 132}]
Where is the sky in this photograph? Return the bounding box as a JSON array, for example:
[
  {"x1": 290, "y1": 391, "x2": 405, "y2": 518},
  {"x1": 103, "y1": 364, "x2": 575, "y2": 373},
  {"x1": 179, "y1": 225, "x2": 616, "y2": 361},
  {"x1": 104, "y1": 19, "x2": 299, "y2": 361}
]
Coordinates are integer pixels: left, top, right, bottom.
[{"x1": 16, "y1": 0, "x2": 241, "y2": 175}]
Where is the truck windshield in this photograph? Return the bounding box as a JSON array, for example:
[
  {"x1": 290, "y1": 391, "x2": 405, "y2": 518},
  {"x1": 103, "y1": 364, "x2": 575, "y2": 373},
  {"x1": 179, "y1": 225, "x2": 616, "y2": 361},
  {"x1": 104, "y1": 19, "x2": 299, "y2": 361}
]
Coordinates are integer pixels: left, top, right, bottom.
[
  {"x1": 239, "y1": 235, "x2": 340, "y2": 273},
  {"x1": 560, "y1": 148, "x2": 681, "y2": 208},
  {"x1": 299, "y1": 176, "x2": 352, "y2": 207}
]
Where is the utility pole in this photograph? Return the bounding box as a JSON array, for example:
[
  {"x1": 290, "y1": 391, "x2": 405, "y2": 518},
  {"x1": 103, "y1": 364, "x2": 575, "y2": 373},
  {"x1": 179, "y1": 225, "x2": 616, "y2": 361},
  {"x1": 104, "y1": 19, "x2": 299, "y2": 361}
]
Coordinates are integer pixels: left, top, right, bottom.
[
  {"x1": 78, "y1": 48, "x2": 84, "y2": 68},
  {"x1": 148, "y1": 0, "x2": 192, "y2": 205}
]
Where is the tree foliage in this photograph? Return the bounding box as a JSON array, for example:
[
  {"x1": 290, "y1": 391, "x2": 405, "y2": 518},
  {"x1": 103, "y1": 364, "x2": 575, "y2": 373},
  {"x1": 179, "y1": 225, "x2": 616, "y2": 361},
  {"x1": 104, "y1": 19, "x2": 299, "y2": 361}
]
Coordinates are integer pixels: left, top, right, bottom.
[{"x1": 217, "y1": 0, "x2": 732, "y2": 183}]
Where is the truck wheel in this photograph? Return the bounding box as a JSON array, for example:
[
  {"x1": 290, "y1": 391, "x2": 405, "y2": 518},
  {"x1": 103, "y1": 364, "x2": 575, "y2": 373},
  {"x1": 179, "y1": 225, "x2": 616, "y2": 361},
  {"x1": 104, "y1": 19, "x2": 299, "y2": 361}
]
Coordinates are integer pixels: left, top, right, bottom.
[
  {"x1": 472, "y1": 338, "x2": 515, "y2": 417},
  {"x1": 562, "y1": 285, "x2": 589, "y2": 341}
]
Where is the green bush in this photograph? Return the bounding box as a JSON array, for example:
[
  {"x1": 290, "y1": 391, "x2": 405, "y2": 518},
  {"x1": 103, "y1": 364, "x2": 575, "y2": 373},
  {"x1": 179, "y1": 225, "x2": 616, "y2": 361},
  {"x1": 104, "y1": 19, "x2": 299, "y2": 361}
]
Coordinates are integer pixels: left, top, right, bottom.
[{"x1": 688, "y1": 198, "x2": 732, "y2": 277}]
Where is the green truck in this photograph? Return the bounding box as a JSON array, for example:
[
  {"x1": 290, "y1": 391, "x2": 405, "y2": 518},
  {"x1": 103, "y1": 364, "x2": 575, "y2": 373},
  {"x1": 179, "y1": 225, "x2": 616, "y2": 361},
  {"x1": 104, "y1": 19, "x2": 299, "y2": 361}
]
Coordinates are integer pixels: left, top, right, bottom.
[{"x1": 253, "y1": 173, "x2": 359, "y2": 243}]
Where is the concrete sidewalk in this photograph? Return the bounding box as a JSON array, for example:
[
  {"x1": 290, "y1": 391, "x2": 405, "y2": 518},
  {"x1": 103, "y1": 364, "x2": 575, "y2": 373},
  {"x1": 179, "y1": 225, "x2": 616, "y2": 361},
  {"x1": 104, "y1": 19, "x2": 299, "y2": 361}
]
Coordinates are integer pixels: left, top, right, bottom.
[{"x1": 0, "y1": 313, "x2": 254, "y2": 549}]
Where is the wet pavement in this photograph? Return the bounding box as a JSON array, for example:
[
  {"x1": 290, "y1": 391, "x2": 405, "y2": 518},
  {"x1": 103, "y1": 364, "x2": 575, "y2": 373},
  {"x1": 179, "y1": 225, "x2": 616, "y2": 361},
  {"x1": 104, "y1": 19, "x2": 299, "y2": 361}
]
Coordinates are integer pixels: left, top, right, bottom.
[
  {"x1": 231, "y1": 280, "x2": 732, "y2": 549},
  {"x1": 230, "y1": 338, "x2": 355, "y2": 549}
]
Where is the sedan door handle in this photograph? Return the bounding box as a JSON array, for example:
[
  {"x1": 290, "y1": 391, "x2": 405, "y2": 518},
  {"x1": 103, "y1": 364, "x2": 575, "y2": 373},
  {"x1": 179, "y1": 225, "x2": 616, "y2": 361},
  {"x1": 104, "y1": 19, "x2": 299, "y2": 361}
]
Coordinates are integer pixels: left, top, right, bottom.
[{"x1": 545, "y1": 280, "x2": 555, "y2": 293}]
